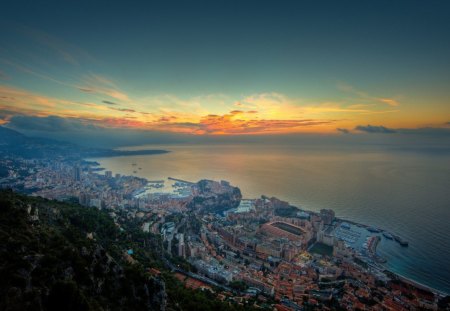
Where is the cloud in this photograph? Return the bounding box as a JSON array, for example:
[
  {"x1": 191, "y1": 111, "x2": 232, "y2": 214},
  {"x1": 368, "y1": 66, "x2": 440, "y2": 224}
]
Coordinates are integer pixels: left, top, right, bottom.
[
  {"x1": 3, "y1": 115, "x2": 187, "y2": 147},
  {"x1": 378, "y1": 98, "x2": 399, "y2": 107},
  {"x1": 18, "y1": 25, "x2": 95, "y2": 66},
  {"x1": 7, "y1": 115, "x2": 96, "y2": 132},
  {"x1": 336, "y1": 128, "x2": 350, "y2": 134},
  {"x1": 102, "y1": 100, "x2": 118, "y2": 105},
  {"x1": 157, "y1": 116, "x2": 178, "y2": 122},
  {"x1": 155, "y1": 111, "x2": 333, "y2": 135},
  {"x1": 230, "y1": 110, "x2": 243, "y2": 115},
  {"x1": 355, "y1": 124, "x2": 397, "y2": 134},
  {"x1": 1, "y1": 58, "x2": 73, "y2": 88},
  {"x1": 108, "y1": 107, "x2": 136, "y2": 113},
  {"x1": 77, "y1": 74, "x2": 129, "y2": 101},
  {"x1": 338, "y1": 82, "x2": 400, "y2": 106},
  {"x1": 5, "y1": 114, "x2": 450, "y2": 149}
]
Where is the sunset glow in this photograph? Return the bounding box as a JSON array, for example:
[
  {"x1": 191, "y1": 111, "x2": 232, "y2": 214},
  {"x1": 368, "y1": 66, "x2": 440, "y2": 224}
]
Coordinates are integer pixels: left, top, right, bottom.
[{"x1": 1, "y1": 1, "x2": 449, "y2": 139}]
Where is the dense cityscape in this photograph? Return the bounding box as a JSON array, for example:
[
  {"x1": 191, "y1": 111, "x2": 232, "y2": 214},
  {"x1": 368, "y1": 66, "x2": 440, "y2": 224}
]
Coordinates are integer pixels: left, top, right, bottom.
[{"x1": 1, "y1": 146, "x2": 448, "y2": 310}]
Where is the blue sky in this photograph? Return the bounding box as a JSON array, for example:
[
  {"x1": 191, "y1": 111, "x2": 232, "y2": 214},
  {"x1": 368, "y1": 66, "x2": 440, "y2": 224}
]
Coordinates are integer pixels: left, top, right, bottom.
[{"x1": 0, "y1": 0, "x2": 449, "y2": 141}]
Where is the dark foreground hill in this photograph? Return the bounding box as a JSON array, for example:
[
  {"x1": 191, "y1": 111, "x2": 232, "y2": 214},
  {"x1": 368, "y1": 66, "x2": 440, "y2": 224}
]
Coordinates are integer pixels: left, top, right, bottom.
[{"x1": 0, "y1": 190, "x2": 166, "y2": 311}]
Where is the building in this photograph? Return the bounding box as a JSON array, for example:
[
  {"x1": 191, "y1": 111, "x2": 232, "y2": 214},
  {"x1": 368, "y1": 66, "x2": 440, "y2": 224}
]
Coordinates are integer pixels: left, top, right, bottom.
[
  {"x1": 72, "y1": 166, "x2": 81, "y2": 181},
  {"x1": 78, "y1": 192, "x2": 90, "y2": 206},
  {"x1": 259, "y1": 221, "x2": 305, "y2": 243},
  {"x1": 177, "y1": 233, "x2": 186, "y2": 257},
  {"x1": 320, "y1": 209, "x2": 335, "y2": 225}
]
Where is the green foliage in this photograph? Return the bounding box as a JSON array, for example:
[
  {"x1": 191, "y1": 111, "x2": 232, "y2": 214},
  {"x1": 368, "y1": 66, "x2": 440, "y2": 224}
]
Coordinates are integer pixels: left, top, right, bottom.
[
  {"x1": 274, "y1": 205, "x2": 299, "y2": 217},
  {"x1": 0, "y1": 190, "x2": 266, "y2": 311},
  {"x1": 309, "y1": 243, "x2": 334, "y2": 257},
  {"x1": 163, "y1": 272, "x2": 257, "y2": 311},
  {"x1": 229, "y1": 280, "x2": 249, "y2": 291},
  {"x1": 0, "y1": 190, "x2": 165, "y2": 311}
]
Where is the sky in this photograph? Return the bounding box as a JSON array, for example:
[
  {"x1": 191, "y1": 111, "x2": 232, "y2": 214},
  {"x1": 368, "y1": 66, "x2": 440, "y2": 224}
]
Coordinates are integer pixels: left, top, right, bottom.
[{"x1": 0, "y1": 0, "x2": 449, "y2": 145}]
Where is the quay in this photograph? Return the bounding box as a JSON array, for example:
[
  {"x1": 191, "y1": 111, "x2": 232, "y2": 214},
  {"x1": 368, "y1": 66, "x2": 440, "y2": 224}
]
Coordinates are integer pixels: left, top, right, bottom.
[{"x1": 168, "y1": 177, "x2": 195, "y2": 185}]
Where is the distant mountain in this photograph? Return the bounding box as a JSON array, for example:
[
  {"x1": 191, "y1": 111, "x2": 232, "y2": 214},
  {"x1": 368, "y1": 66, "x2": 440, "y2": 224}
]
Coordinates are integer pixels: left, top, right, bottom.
[
  {"x1": 0, "y1": 126, "x2": 27, "y2": 144},
  {"x1": 0, "y1": 126, "x2": 169, "y2": 159}
]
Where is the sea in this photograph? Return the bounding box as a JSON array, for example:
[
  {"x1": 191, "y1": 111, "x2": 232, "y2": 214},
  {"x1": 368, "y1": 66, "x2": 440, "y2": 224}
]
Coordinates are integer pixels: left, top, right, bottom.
[{"x1": 91, "y1": 143, "x2": 450, "y2": 294}]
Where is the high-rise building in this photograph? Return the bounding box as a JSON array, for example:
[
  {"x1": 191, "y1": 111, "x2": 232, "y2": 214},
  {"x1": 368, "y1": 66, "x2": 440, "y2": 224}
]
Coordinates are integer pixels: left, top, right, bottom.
[
  {"x1": 177, "y1": 233, "x2": 185, "y2": 258},
  {"x1": 73, "y1": 166, "x2": 81, "y2": 181},
  {"x1": 320, "y1": 209, "x2": 335, "y2": 225},
  {"x1": 78, "y1": 192, "x2": 90, "y2": 206}
]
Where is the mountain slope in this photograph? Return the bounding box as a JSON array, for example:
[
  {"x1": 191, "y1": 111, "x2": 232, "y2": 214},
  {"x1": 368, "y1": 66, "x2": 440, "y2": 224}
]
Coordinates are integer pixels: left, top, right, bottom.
[
  {"x1": 0, "y1": 126, "x2": 26, "y2": 145},
  {"x1": 0, "y1": 190, "x2": 166, "y2": 311}
]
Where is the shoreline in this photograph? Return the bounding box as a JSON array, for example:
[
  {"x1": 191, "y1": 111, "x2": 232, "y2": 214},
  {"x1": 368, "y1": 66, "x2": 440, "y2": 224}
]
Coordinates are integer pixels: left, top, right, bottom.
[
  {"x1": 82, "y1": 160, "x2": 450, "y2": 297},
  {"x1": 84, "y1": 149, "x2": 170, "y2": 158}
]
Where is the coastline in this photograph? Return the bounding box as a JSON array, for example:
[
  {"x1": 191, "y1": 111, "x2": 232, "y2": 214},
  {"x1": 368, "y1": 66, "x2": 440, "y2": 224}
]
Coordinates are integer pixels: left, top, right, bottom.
[
  {"x1": 299, "y1": 209, "x2": 448, "y2": 296},
  {"x1": 83, "y1": 149, "x2": 170, "y2": 158},
  {"x1": 82, "y1": 152, "x2": 450, "y2": 296}
]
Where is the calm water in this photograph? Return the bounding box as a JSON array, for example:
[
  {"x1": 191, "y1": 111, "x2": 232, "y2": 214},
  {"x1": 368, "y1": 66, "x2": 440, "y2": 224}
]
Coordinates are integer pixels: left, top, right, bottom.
[{"x1": 93, "y1": 143, "x2": 450, "y2": 294}]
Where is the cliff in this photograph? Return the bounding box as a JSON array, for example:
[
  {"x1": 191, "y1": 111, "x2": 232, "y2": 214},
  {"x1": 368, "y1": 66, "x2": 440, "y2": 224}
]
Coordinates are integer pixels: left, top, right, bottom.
[{"x1": 189, "y1": 179, "x2": 242, "y2": 214}]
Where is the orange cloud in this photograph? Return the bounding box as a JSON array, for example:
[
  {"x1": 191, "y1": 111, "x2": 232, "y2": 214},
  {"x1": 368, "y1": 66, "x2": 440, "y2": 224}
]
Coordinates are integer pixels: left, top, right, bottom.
[
  {"x1": 147, "y1": 111, "x2": 333, "y2": 135},
  {"x1": 378, "y1": 98, "x2": 399, "y2": 106}
]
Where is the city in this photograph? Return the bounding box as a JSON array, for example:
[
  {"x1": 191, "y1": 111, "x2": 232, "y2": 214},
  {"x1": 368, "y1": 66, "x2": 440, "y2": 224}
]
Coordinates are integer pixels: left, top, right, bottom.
[
  {"x1": 1, "y1": 1, "x2": 450, "y2": 309},
  {"x1": 1, "y1": 152, "x2": 446, "y2": 310}
]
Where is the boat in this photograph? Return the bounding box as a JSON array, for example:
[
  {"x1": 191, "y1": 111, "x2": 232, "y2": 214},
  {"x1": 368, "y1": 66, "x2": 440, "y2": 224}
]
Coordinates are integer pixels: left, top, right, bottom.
[
  {"x1": 394, "y1": 235, "x2": 409, "y2": 247},
  {"x1": 341, "y1": 222, "x2": 351, "y2": 230},
  {"x1": 367, "y1": 227, "x2": 381, "y2": 233},
  {"x1": 382, "y1": 232, "x2": 393, "y2": 240}
]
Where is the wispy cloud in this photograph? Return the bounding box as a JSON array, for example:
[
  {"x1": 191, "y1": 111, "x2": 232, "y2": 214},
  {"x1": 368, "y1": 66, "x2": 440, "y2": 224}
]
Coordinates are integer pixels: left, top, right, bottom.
[
  {"x1": 338, "y1": 82, "x2": 400, "y2": 106},
  {"x1": 77, "y1": 73, "x2": 130, "y2": 101},
  {"x1": 336, "y1": 128, "x2": 350, "y2": 134},
  {"x1": 0, "y1": 58, "x2": 73, "y2": 88},
  {"x1": 102, "y1": 100, "x2": 118, "y2": 105},
  {"x1": 108, "y1": 107, "x2": 136, "y2": 113},
  {"x1": 18, "y1": 25, "x2": 95, "y2": 66},
  {"x1": 151, "y1": 110, "x2": 333, "y2": 135}
]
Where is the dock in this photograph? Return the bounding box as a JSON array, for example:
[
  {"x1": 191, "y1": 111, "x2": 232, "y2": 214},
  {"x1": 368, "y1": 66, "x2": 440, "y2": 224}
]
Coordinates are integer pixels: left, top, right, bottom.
[{"x1": 168, "y1": 177, "x2": 195, "y2": 185}]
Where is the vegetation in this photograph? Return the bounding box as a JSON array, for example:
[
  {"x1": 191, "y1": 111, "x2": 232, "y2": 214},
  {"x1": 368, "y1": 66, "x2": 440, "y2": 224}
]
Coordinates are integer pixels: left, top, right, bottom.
[
  {"x1": 309, "y1": 242, "x2": 334, "y2": 257},
  {"x1": 0, "y1": 189, "x2": 165, "y2": 311},
  {"x1": 274, "y1": 205, "x2": 299, "y2": 217},
  {"x1": 229, "y1": 280, "x2": 249, "y2": 291},
  {"x1": 0, "y1": 189, "x2": 263, "y2": 311}
]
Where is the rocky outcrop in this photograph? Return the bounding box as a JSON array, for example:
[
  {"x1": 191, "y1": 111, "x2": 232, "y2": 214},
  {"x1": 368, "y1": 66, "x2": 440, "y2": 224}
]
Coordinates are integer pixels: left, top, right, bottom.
[{"x1": 189, "y1": 179, "x2": 242, "y2": 214}]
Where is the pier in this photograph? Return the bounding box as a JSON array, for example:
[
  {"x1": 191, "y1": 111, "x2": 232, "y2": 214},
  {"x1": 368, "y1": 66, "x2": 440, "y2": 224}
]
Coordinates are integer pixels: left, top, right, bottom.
[{"x1": 168, "y1": 177, "x2": 195, "y2": 185}]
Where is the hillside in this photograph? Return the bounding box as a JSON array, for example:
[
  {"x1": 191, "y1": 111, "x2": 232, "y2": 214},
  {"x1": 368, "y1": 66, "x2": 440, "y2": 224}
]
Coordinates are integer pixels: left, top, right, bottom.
[
  {"x1": 0, "y1": 189, "x2": 166, "y2": 311},
  {"x1": 0, "y1": 190, "x2": 261, "y2": 311}
]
